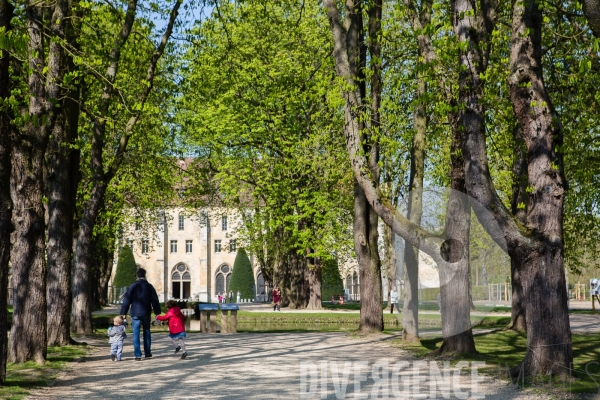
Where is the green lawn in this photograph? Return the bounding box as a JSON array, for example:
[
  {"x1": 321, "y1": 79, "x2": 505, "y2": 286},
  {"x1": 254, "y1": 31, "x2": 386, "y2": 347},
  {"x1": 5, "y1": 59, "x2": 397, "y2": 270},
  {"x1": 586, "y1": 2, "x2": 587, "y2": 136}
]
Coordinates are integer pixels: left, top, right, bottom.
[
  {"x1": 93, "y1": 308, "x2": 511, "y2": 333},
  {"x1": 236, "y1": 310, "x2": 401, "y2": 326},
  {"x1": 321, "y1": 301, "x2": 513, "y2": 313},
  {"x1": 397, "y1": 330, "x2": 600, "y2": 394},
  {"x1": 0, "y1": 345, "x2": 88, "y2": 400}
]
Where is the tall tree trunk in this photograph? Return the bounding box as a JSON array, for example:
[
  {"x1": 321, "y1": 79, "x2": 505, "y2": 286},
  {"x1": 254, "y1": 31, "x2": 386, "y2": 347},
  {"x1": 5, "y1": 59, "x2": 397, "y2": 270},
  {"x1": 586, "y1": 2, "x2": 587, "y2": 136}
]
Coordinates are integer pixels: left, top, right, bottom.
[
  {"x1": 326, "y1": 0, "x2": 383, "y2": 331},
  {"x1": 46, "y1": 111, "x2": 76, "y2": 346},
  {"x1": 91, "y1": 228, "x2": 114, "y2": 309},
  {"x1": 362, "y1": 0, "x2": 384, "y2": 333},
  {"x1": 436, "y1": 0, "x2": 501, "y2": 356},
  {"x1": 46, "y1": 3, "x2": 81, "y2": 347},
  {"x1": 98, "y1": 241, "x2": 115, "y2": 307},
  {"x1": 9, "y1": 97, "x2": 49, "y2": 365},
  {"x1": 72, "y1": 183, "x2": 107, "y2": 333},
  {"x1": 347, "y1": 0, "x2": 384, "y2": 334},
  {"x1": 437, "y1": 191, "x2": 475, "y2": 354},
  {"x1": 383, "y1": 225, "x2": 396, "y2": 308},
  {"x1": 354, "y1": 181, "x2": 384, "y2": 332},
  {"x1": 506, "y1": 0, "x2": 572, "y2": 377},
  {"x1": 435, "y1": 125, "x2": 476, "y2": 354},
  {"x1": 9, "y1": 0, "x2": 68, "y2": 363},
  {"x1": 306, "y1": 258, "x2": 322, "y2": 310},
  {"x1": 0, "y1": 0, "x2": 14, "y2": 383},
  {"x1": 284, "y1": 250, "x2": 309, "y2": 309},
  {"x1": 402, "y1": 77, "x2": 427, "y2": 343},
  {"x1": 72, "y1": 0, "x2": 137, "y2": 333},
  {"x1": 508, "y1": 125, "x2": 527, "y2": 331}
]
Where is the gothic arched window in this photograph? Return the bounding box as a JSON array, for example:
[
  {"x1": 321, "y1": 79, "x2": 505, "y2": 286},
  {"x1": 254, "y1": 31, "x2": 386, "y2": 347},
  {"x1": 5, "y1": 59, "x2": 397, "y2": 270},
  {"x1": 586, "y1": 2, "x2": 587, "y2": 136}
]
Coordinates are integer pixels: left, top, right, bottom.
[
  {"x1": 172, "y1": 264, "x2": 191, "y2": 299},
  {"x1": 215, "y1": 264, "x2": 231, "y2": 299}
]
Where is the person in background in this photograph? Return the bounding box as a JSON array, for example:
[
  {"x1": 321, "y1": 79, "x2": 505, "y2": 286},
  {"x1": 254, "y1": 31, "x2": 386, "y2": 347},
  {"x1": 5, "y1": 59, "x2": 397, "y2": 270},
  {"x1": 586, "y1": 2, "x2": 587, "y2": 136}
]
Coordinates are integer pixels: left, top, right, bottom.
[
  {"x1": 272, "y1": 286, "x2": 281, "y2": 311},
  {"x1": 236, "y1": 290, "x2": 241, "y2": 303},
  {"x1": 120, "y1": 268, "x2": 161, "y2": 361},
  {"x1": 390, "y1": 287, "x2": 400, "y2": 314},
  {"x1": 228, "y1": 290, "x2": 233, "y2": 303}
]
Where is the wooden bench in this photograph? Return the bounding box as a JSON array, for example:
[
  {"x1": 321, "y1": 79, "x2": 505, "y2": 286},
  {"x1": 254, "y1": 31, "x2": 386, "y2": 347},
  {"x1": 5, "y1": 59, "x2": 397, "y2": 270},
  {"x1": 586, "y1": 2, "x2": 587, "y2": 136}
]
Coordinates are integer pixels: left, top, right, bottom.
[
  {"x1": 198, "y1": 304, "x2": 219, "y2": 333},
  {"x1": 219, "y1": 304, "x2": 239, "y2": 333}
]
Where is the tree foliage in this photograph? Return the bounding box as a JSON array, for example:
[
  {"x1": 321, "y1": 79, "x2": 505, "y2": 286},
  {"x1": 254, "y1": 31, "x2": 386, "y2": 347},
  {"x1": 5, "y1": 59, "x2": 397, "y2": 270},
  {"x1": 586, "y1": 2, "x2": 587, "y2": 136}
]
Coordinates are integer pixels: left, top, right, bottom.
[
  {"x1": 178, "y1": 0, "x2": 353, "y2": 309},
  {"x1": 321, "y1": 258, "x2": 344, "y2": 302},
  {"x1": 112, "y1": 246, "x2": 137, "y2": 289},
  {"x1": 228, "y1": 249, "x2": 254, "y2": 300}
]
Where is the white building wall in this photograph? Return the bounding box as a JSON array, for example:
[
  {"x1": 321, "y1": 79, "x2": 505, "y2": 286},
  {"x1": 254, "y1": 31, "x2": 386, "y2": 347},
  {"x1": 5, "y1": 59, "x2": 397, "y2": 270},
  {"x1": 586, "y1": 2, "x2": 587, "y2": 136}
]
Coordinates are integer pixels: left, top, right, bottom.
[{"x1": 111, "y1": 207, "x2": 259, "y2": 303}]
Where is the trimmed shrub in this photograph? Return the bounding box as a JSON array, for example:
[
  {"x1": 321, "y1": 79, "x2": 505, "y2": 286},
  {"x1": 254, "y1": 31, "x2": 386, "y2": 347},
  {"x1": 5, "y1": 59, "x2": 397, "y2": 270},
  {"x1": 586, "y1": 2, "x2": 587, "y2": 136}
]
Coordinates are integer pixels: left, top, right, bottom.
[
  {"x1": 228, "y1": 248, "x2": 254, "y2": 300},
  {"x1": 321, "y1": 258, "x2": 344, "y2": 301},
  {"x1": 113, "y1": 246, "x2": 137, "y2": 288}
]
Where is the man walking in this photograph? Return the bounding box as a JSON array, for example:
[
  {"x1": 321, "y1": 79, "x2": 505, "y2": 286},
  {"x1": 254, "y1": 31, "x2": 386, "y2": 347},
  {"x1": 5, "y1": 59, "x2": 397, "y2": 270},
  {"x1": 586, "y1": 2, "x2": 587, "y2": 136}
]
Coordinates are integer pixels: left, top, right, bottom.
[{"x1": 120, "y1": 268, "x2": 161, "y2": 361}]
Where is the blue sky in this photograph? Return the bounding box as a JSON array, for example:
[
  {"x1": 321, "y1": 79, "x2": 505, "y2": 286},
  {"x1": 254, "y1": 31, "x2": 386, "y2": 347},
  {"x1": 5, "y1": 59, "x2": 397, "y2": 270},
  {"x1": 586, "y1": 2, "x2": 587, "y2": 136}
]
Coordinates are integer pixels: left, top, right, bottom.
[{"x1": 151, "y1": 1, "x2": 213, "y2": 35}]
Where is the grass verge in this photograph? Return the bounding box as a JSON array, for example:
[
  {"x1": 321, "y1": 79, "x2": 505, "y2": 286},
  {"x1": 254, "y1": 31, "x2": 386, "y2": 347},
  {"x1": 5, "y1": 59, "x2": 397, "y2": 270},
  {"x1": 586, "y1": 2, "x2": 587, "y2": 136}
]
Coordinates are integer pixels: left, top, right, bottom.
[
  {"x1": 397, "y1": 330, "x2": 600, "y2": 395},
  {"x1": 0, "y1": 344, "x2": 88, "y2": 400}
]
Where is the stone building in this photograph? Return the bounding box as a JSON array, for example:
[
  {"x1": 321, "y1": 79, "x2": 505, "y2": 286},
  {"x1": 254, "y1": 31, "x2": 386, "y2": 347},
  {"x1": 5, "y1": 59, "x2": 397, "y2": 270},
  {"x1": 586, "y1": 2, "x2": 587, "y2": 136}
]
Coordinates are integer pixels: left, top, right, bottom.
[
  {"x1": 111, "y1": 208, "x2": 265, "y2": 303},
  {"x1": 110, "y1": 207, "x2": 445, "y2": 305}
]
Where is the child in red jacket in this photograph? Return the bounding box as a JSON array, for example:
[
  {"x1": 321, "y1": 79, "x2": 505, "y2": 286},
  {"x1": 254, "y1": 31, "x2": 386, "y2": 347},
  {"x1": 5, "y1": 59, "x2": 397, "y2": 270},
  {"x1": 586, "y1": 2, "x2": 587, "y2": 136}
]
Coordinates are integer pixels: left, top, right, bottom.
[{"x1": 156, "y1": 300, "x2": 187, "y2": 359}]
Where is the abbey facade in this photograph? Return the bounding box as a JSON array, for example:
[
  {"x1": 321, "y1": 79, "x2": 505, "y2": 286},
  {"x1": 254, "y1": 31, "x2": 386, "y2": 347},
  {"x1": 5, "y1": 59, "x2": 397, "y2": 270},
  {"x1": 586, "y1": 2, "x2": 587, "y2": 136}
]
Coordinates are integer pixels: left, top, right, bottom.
[
  {"x1": 108, "y1": 206, "x2": 448, "y2": 305},
  {"x1": 111, "y1": 208, "x2": 270, "y2": 303}
]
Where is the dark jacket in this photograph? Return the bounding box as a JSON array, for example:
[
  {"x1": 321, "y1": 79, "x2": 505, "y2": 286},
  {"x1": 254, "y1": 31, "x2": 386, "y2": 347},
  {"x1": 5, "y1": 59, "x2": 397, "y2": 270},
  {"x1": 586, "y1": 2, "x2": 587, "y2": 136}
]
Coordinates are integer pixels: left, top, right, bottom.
[{"x1": 120, "y1": 278, "x2": 161, "y2": 317}]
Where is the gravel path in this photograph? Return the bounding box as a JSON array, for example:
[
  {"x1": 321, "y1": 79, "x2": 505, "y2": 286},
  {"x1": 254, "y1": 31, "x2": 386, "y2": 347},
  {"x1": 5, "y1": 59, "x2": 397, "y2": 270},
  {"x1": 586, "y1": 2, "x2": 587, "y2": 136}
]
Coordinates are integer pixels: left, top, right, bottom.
[
  {"x1": 25, "y1": 331, "x2": 598, "y2": 400},
  {"x1": 24, "y1": 306, "x2": 600, "y2": 399}
]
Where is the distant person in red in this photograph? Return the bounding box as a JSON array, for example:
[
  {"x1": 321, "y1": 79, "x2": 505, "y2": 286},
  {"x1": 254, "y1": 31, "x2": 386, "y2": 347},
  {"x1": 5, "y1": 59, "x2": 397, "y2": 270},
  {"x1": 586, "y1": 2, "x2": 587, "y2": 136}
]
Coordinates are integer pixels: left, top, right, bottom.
[
  {"x1": 156, "y1": 300, "x2": 187, "y2": 359},
  {"x1": 272, "y1": 286, "x2": 281, "y2": 311}
]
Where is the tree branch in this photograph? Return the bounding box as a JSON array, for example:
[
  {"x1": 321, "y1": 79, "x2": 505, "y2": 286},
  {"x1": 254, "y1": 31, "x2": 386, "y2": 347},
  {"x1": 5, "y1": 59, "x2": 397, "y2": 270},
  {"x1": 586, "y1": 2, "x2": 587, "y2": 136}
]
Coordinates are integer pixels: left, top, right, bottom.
[{"x1": 106, "y1": 0, "x2": 182, "y2": 180}]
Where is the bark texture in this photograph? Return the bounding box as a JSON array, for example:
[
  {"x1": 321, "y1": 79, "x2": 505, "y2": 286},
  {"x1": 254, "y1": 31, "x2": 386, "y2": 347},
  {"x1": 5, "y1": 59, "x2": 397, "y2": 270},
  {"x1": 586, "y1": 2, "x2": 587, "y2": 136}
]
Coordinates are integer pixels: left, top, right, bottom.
[
  {"x1": 324, "y1": 0, "x2": 384, "y2": 332},
  {"x1": 435, "y1": 0, "x2": 500, "y2": 355},
  {"x1": 505, "y1": 0, "x2": 572, "y2": 377},
  {"x1": 508, "y1": 126, "x2": 527, "y2": 331},
  {"x1": 90, "y1": 219, "x2": 116, "y2": 309},
  {"x1": 306, "y1": 259, "x2": 322, "y2": 310},
  {"x1": 402, "y1": 77, "x2": 427, "y2": 342},
  {"x1": 277, "y1": 248, "x2": 309, "y2": 309},
  {"x1": 383, "y1": 225, "x2": 395, "y2": 308},
  {"x1": 73, "y1": 183, "x2": 107, "y2": 333},
  {"x1": 9, "y1": 0, "x2": 68, "y2": 363},
  {"x1": 582, "y1": 0, "x2": 600, "y2": 38},
  {"x1": 45, "y1": 0, "x2": 80, "y2": 346},
  {"x1": 436, "y1": 187, "x2": 475, "y2": 355},
  {"x1": 0, "y1": 0, "x2": 14, "y2": 383},
  {"x1": 354, "y1": 180, "x2": 384, "y2": 332},
  {"x1": 359, "y1": 0, "x2": 384, "y2": 332},
  {"x1": 400, "y1": 0, "x2": 432, "y2": 343}
]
